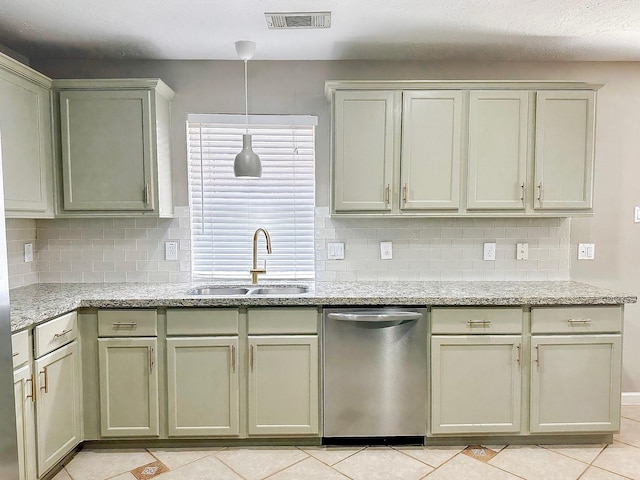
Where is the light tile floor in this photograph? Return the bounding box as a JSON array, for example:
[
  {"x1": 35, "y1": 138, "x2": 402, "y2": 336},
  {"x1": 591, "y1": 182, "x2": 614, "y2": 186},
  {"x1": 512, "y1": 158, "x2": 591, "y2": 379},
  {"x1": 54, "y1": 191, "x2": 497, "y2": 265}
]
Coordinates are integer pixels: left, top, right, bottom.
[{"x1": 53, "y1": 407, "x2": 640, "y2": 480}]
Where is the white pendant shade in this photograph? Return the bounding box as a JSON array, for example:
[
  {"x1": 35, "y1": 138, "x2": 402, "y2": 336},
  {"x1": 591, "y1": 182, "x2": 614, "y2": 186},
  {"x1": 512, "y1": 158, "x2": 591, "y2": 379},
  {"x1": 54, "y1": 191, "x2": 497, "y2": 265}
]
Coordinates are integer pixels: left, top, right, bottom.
[
  {"x1": 233, "y1": 40, "x2": 261, "y2": 177},
  {"x1": 234, "y1": 134, "x2": 262, "y2": 177}
]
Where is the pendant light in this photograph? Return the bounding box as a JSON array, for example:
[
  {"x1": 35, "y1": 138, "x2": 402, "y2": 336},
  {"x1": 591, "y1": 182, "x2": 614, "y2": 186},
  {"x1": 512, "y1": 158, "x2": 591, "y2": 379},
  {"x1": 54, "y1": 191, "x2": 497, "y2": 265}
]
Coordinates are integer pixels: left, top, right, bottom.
[{"x1": 234, "y1": 40, "x2": 262, "y2": 177}]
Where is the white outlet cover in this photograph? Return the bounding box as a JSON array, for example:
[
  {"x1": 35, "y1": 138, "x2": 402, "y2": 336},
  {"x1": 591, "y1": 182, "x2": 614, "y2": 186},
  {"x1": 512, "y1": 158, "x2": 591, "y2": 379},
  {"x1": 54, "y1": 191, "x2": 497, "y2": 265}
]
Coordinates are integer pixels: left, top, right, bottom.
[
  {"x1": 24, "y1": 243, "x2": 33, "y2": 263},
  {"x1": 165, "y1": 241, "x2": 178, "y2": 261},
  {"x1": 516, "y1": 242, "x2": 528, "y2": 261},
  {"x1": 483, "y1": 242, "x2": 496, "y2": 261},
  {"x1": 578, "y1": 243, "x2": 595, "y2": 260},
  {"x1": 635, "y1": 206, "x2": 640, "y2": 223}
]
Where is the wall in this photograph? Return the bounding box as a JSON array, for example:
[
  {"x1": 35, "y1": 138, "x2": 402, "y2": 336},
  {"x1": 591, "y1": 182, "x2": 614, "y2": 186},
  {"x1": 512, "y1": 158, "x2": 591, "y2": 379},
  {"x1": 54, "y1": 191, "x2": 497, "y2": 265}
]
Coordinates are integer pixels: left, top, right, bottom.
[
  {"x1": 30, "y1": 58, "x2": 640, "y2": 392},
  {"x1": 6, "y1": 219, "x2": 37, "y2": 289}
]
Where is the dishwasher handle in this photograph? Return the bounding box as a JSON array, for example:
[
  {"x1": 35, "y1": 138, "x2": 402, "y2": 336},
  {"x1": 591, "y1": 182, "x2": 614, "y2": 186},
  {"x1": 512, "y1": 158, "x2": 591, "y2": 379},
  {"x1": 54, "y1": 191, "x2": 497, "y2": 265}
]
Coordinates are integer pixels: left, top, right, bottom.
[{"x1": 327, "y1": 311, "x2": 422, "y2": 323}]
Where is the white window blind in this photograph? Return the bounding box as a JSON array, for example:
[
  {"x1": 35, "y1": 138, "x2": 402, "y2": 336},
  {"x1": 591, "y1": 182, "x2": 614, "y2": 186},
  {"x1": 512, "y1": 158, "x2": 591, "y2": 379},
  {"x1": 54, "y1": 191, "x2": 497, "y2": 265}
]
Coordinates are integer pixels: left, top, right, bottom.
[{"x1": 187, "y1": 114, "x2": 316, "y2": 280}]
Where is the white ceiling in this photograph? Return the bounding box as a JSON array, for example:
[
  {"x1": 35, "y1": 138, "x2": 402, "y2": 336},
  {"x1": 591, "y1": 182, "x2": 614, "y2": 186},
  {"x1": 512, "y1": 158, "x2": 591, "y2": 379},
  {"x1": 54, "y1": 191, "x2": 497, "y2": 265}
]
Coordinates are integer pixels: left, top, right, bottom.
[{"x1": 1, "y1": 0, "x2": 640, "y2": 61}]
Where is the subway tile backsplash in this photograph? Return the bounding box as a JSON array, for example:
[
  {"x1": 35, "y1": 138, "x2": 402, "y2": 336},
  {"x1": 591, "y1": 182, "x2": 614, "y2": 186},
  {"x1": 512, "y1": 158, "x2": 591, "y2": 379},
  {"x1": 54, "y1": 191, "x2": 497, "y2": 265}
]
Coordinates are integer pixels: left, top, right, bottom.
[
  {"x1": 314, "y1": 207, "x2": 570, "y2": 282},
  {"x1": 34, "y1": 206, "x2": 191, "y2": 284},
  {"x1": 8, "y1": 205, "x2": 570, "y2": 287}
]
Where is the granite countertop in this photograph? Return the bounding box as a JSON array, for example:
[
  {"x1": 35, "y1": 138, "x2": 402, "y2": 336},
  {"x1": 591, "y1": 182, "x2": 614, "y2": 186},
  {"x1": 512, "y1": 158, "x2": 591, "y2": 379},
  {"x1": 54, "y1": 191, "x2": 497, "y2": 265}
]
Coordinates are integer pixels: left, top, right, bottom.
[{"x1": 9, "y1": 280, "x2": 637, "y2": 332}]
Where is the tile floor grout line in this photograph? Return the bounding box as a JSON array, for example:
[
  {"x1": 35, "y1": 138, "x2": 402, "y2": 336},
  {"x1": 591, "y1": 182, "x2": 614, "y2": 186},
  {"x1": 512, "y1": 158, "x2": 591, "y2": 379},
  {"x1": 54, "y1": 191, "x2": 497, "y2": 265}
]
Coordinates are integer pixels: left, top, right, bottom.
[
  {"x1": 144, "y1": 446, "x2": 227, "y2": 474},
  {"x1": 260, "y1": 454, "x2": 315, "y2": 480},
  {"x1": 298, "y1": 444, "x2": 365, "y2": 468},
  {"x1": 585, "y1": 443, "x2": 636, "y2": 480},
  {"x1": 537, "y1": 443, "x2": 605, "y2": 466}
]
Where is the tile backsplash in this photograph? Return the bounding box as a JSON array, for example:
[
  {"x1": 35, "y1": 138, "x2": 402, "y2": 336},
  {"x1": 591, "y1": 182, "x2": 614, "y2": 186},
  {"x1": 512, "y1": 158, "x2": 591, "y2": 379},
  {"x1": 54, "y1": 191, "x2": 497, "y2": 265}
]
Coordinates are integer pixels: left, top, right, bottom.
[
  {"x1": 7, "y1": 205, "x2": 571, "y2": 288},
  {"x1": 34, "y1": 206, "x2": 191, "y2": 284},
  {"x1": 314, "y1": 207, "x2": 570, "y2": 282}
]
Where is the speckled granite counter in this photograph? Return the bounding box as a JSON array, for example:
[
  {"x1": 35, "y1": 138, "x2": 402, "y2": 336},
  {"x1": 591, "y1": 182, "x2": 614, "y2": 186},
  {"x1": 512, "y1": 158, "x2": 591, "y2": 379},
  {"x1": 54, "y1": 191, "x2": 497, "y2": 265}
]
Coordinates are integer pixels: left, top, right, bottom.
[{"x1": 9, "y1": 280, "x2": 636, "y2": 332}]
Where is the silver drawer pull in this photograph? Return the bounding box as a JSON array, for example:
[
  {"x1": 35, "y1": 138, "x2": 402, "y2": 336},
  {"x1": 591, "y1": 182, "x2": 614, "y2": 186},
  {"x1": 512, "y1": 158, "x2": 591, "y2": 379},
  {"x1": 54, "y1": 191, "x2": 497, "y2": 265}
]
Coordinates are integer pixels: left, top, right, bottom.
[
  {"x1": 112, "y1": 322, "x2": 137, "y2": 328},
  {"x1": 53, "y1": 328, "x2": 73, "y2": 338},
  {"x1": 467, "y1": 320, "x2": 491, "y2": 327},
  {"x1": 12, "y1": 352, "x2": 19, "y2": 357},
  {"x1": 568, "y1": 318, "x2": 592, "y2": 325}
]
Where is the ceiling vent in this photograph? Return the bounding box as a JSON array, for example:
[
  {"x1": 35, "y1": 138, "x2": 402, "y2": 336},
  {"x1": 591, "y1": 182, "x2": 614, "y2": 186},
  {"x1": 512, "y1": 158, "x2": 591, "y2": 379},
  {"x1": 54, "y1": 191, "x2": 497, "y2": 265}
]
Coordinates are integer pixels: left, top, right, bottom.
[{"x1": 265, "y1": 12, "x2": 331, "y2": 29}]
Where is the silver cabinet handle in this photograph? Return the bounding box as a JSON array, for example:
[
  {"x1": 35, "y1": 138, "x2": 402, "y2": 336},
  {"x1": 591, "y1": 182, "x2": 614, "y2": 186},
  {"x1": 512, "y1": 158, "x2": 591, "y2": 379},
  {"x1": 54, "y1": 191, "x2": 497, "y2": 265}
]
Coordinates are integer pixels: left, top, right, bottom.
[
  {"x1": 40, "y1": 367, "x2": 49, "y2": 394},
  {"x1": 467, "y1": 320, "x2": 491, "y2": 327},
  {"x1": 516, "y1": 344, "x2": 521, "y2": 365},
  {"x1": 231, "y1": 345, "x2": 236, "y2": 373},
  {"x1": 385, "y1": 184, "x2": 391, "y2": 205},
  {"x1": 536, "y1": 183, "x2": 543, "y2": 204},
  {"x1": 12, "y1": 352, "x2": 19, "y2": 357},
  {"x1": 149, "y1": 347, "x2": 155, "y2": 373},
  {"x1": 144, "y1": 183, "x2": 150, "y2": 205},
  {"x1": 250, "y1": 345, "x2": 254, "y2": 370},
  {"x1": 520, "y1": 183, "x2": 525, "y2": 204},
  {"x1": 53, "y1": 328, "x2": 73, "y2": 339},
  {"x1": 113, "y1": 322, "x2": 137, "y2": 328},
  {"x1": 568, "y1": 318, "x2": 592, "y2": 325},
  {"x1": 535, "y1": 345, "x2": 541, "y2": 366},
  {"x1": 26, "y1": 374, "x2": 35, "y2": 402},
  {"x1": 403, "y1": 183, "x2": 408, "y2": 205}
]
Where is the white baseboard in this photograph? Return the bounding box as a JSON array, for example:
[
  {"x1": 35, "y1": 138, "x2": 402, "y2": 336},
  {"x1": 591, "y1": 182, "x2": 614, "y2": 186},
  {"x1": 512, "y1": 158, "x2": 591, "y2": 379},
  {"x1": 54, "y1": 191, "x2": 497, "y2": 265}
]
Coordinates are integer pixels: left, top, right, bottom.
[{"x1": 622, "y1": 392, "x2": 640, "y2": 405}]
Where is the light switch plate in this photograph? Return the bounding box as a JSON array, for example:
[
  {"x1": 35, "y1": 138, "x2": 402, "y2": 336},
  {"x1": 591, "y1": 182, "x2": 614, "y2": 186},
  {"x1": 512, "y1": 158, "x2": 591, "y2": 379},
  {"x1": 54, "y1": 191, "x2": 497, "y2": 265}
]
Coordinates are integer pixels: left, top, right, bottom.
[
  {"x1": 635, "y1": 206, "x2": 640, "y2": 223},
  {"x1": 380, "y1": 241, "x2": 393, "y2": 260},
  {"x1": 578, "y1": 243, "x2": 595, "y2": 260},
  {"x1": 24, "y1": 243, "x2": 33, "y2": 263},
  {"x1": 483, "y1": 242, "x2": 496, "y2": 261},
  {"x1": 327, "y1": 242, "x2": 345, "y2": 260}
]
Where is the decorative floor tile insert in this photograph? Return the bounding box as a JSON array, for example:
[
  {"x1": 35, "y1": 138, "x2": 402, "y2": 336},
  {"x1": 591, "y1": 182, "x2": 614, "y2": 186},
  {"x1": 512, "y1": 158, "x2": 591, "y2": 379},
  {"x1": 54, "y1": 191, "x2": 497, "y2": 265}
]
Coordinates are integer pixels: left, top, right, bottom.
[
  {"x1": 463, "y1": 445, "x2": 498, "y2": 463},
  {"x1": 131, "y1": 460, "x2": 169, "y2": 480}
]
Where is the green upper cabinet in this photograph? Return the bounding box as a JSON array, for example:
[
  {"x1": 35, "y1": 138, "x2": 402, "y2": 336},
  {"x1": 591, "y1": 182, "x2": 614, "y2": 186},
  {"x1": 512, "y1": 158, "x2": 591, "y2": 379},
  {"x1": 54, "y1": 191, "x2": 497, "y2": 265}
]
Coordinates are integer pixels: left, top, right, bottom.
[
  {"x1": 534, "y1": 90, "x2": 595, "y2": 211},
  {"x1": 53, "y1": 79, "x2": 174, "y2": 217},
  {"x1": 401, "y1": 91, "x2": 463, "y2": 211},
  {"x1": 327, "y1": 81, "x2": 600, "y2": 217},
  {"x1": 0, "y1": 52, "x2": 55, "y2": 218},
  {"x1": 332, "y1": 90, "x2": 399, "y2": 212},
  {"x1": 467, "y1": 91, "x2": 530, "y2": 211}
]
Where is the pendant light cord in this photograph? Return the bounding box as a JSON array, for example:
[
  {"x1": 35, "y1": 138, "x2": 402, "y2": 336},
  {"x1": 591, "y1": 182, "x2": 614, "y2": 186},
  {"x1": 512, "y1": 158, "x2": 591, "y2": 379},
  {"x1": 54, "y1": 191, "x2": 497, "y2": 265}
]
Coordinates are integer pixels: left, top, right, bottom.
[{"x1": 244, "y1": 59, "x2": 249, "y2": 134}]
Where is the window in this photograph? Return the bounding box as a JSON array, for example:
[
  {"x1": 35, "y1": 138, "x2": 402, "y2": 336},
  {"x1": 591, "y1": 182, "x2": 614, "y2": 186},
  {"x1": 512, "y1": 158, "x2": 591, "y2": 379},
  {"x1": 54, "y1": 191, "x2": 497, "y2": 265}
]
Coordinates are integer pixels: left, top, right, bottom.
[{"x1": 187, "y1": 114, "x2": 316, "y2": 280}]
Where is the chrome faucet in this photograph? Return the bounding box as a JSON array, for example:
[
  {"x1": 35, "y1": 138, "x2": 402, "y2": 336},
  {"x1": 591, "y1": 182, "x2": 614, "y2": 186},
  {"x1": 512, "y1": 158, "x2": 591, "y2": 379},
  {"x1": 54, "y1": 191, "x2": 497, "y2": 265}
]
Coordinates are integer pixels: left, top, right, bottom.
[{"x1": 250, "y1": 227, "x2": 272, "y2": 284}]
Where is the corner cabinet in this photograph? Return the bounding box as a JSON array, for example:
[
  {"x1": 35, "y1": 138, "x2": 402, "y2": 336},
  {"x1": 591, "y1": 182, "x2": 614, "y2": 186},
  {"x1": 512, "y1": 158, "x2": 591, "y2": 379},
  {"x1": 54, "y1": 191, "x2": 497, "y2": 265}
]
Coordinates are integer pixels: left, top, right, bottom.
[
  {"x1": 53, "y1": 79, "x2": 174, "y2": 217},
  {"x1": 327, "y1": 81, "x2": 601, "y2": 217},
  {"x1": 0, "y1": 51, "x2": 55, "y2": 218}
]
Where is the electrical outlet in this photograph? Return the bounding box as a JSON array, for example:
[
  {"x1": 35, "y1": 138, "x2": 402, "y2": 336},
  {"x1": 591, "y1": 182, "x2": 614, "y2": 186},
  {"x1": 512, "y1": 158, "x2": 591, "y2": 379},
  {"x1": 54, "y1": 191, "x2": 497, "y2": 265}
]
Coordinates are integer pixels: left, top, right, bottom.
[
  {"x1": 165, "y1": 241, "x2": 178, "y2": 261},
  {"x1": 483, "y1": 242, "x2": 496, "y2": 261},
  {"x1": 380, "y1": 241, "x2": 393, "y2": 260},
  {"x1": 516, "y1": 242, "x2": 529, "y2": 260},
  {"x1": 578, "y1": 243, "x2": 595, "y2": 260},
  {"x1": 327, "y1": 242, "x2": 345, "y2": 260},
  {"x1": 24, "y1": 243, "x2": 33, "y2": 263},
  {"x1": 635, "y1": 206, "x2": 640, "y2": 223}
]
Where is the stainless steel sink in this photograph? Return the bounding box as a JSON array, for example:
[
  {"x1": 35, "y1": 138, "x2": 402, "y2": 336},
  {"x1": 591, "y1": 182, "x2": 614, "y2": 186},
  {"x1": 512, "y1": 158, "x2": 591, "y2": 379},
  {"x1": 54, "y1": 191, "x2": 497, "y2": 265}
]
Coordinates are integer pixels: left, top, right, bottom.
[
  {"x1": 187, "y1": 287, "x2": 250, "y2": 296},
  {"x1": 250, "y1": 286, "x2": 309, "y2": 295},
  {"x1": 187, "y1": 285, "x2": 309, "y2": 296}
]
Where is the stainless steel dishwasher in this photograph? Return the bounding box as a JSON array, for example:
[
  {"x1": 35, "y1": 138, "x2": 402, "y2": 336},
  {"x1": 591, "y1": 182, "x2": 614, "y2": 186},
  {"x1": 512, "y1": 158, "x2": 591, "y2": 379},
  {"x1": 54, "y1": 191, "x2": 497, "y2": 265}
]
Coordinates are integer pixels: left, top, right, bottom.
[{"x1": 323, "y1": 307, "x2": 428, "y2": 442}]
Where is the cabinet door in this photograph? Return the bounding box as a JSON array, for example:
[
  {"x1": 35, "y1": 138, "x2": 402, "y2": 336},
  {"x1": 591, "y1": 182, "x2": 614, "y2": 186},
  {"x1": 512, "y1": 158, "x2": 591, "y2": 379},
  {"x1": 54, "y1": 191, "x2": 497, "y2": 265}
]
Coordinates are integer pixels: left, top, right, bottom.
[
  {"x1": 530, "y1": 334, "x2": 621, "y2": 433},
  {"x1": 534, "y1": 91, "x2": 595, "y2": 210},
  {"x1": 0, "y1": 66, "x2": 53, "y2": 217},
  {"x1": 166, "y1": 337, "x2": 239, "y2": 437},
  {"x1": 333, "y1": 91, "x2": 398, "y2": 212},
  {"x1": 14, "y1": 364, "x2": 36, "y2": 480},
  {"x1": 248, "y1": 335, "x2": 319, "y2": 435},
  {"x1": 401, "y1": 91, "x2": 462, "y2": 210},
  {"x1": 431, "y1": 335, "x2": 522, "y2": 434},
  {"x1": 98, "y1": 337, "x2": 159, "y2": 437},
  {"x1": 35, "y1": 341, "x2": 82, "y2": 476},
  {"x1": 59, "y1": 89, "x2": 154, "y2": 211},
  {"x1": 467, "y1": 91, "x2": 529, "y2": 210}
]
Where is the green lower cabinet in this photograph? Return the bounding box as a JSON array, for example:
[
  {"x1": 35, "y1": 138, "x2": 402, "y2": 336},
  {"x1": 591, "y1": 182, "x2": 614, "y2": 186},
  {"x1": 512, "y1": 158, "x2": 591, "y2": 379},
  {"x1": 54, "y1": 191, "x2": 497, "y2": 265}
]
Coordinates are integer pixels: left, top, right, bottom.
[
  {"x1": 530, "y1": 334, "x2": 622, "y2": 433},
  {"x1": 431, "y1": 335, "x2": 522, "y2": 434},
  {"x1": 248, "y1": 335, "x2": 319, "y2": 436},
  {"x1": 98, "y1": 337, "x2": 159, "y2": 437},
  {"x1": 166, "y1": 336, "x2": 240, "y2": 437}
]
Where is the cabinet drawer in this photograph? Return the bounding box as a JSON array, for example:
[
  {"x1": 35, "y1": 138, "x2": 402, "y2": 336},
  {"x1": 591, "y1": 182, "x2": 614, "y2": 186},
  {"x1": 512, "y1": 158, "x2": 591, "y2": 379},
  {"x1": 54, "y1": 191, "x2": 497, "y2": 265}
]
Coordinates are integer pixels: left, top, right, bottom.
[
  {"x1": 166, "y1": 308, "x2": 239, "y2": 335},
  {"x1": 431, "y1": 307, "x2": 523, "y2": 334},
  {"x1": 98, "y1": 310, "x2": 157, "y2": 337},
  {"x1": 248, "y1": 308, "x2": 318, "y2": 334},
  {"x1": 35, "y1": 311, "x2": 78, "y2": 358},
  {"x1": 531, "y1": 306, "x2": 622, "y2": 334},
  {"x1": 11, "y1": 330, "x2": 30, "y2": 368}
]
